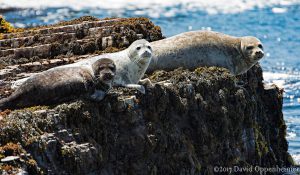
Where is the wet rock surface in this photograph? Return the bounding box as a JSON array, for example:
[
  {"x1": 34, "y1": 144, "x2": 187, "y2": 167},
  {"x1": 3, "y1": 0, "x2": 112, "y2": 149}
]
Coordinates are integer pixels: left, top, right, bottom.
[{"x1": 0, "y1": 17, "x2": 294, "y2": 174}]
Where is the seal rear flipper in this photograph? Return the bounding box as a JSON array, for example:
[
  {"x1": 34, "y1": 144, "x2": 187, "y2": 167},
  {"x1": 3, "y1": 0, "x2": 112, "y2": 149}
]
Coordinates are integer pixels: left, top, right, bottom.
[
  {"x1": 0, "y1": 97, "x2": 14, "y2": 110},
  {"x1": 0, "y1": 90, "x2": 32, "y2": 110}
]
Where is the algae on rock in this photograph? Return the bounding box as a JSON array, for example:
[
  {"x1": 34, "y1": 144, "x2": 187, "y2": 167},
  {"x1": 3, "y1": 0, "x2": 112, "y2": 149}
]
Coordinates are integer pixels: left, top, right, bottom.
[
  {"x1": 0, "y1": 64, "x2": 293, "y2": 175},
  {"x1": 0, "y1": 16, "x2": 293, "y2": 175}
]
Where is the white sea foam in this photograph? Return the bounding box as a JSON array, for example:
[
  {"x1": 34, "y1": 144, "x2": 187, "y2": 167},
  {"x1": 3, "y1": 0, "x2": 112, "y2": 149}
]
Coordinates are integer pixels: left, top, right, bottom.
[
  {"x1": 292, "y1": 154, "x2": 300, "y2": 164},
  {"x1": 0, "y1": 0, "x2": 300, "y2": 14},
  {"x1": 272, "y1": 7, "x2": 288, "y2": 13},
  {"x1": 263, "y1": 72, "x2": 300, "y2": 89},
  {"x1": 264, "y1": 72, "x2": 287, "y2": 88},
  {"x1": 263, "y1": 71, "x2": 300, "y2": 104},
  {"x1": 287, "y1": 132, "x2": 297, "y2": 139},
  {"x1": 263, "y1": 72, "x2": 300, "y2": 81}
]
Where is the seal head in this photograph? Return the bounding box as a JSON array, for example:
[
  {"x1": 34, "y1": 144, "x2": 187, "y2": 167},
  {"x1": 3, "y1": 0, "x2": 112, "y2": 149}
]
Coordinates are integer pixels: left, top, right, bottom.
[
  {"x1": 127, "y1": 39, "x2": 152, "y2": 66},
  {"x1": 92, "y1": 58, "x2": 116, "y2": 91},
  {"x1": 241, "y1": 36, "x2": 264, "y2": 64},
  {"x1": 89, "y1": 58, "x2": 116, "y2": 101},
  {"x1": 232, "y1": 36, "x2": 264, "y2": 75}
]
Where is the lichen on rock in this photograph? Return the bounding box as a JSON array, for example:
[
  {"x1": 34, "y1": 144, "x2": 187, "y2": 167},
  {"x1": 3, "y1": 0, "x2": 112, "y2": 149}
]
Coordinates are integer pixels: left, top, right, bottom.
[
  {"x1": 0, "y1": 16, "x2": 14, "y2": 34},
  {"x1": 0, "y1": 16, "x2": 24, "y2": 39}
]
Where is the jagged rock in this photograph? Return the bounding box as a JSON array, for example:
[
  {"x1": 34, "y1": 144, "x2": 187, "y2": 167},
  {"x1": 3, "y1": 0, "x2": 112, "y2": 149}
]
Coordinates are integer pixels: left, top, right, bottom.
[
  {"x1": 0, "y1": 64, "x2": 294, "y2": 175},
  {"x1": 0, "y1": 17, "x2": 163, "y2": 99},
  {"x1": 0, "y1": 17, "x2": 294, "y2": 175},
  {"x1": 102, "y1": 36, "x2": 113, "y2": 49},
  {"x1": 0, "y1": 17, "x2": 162, "y2": 69}
]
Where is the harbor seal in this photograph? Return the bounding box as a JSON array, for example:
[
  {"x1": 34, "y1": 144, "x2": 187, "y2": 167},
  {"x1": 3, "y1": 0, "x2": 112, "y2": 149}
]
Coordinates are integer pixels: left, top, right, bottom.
[
  {"x1": 147, "y1": 30, "x2": 264, "y2": 75},
  {"x1": 12, "y1": 39, "x2": 153, "y2": 93},
  {"x1": 0, "y1": 58, "x2": 116, "y2": 110},
  {"x1": 111, "y1": 39, "x2": 153, "y2": 92}
]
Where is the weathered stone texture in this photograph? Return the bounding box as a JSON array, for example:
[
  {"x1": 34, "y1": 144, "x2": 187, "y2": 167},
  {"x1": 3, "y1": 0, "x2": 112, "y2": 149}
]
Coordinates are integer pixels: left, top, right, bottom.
[
  {"x1": 0, "y1": 17, "x2": 293, "y2": 175},
  {"x1": 0, "y1": 65, "x2": 293, "y2": 175}
]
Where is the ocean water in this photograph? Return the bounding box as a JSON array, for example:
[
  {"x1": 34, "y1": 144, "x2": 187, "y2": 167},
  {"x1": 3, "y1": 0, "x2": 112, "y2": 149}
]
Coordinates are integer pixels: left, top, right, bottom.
[{"x1": 1, "y1": 0, "x2": 300, "y2": 164}]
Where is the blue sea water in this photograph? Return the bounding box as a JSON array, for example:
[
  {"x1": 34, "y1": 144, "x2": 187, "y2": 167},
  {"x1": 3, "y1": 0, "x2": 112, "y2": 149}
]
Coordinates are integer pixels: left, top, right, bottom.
[{"x1": 1, "y1": 0, "x2": 300, "y2": 164}]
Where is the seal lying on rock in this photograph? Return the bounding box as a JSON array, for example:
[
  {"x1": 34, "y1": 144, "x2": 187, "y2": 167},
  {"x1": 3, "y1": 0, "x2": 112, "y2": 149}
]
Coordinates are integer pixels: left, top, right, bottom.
[
  {"x1": 0, "y1": 58, "x2": 116, "y2": 110},
  {"x1": 111, "y1": 39, "x2": 153, "y2": 93},
  {"x1": 63, "y1": 39, "x2": 153, "y2": 93},
  {"x1": 12, "y1": 39, "x2": 153, "y2": 94},
  {"x1": 147, "y1": 30, "x2": 264, "y2": 75}
]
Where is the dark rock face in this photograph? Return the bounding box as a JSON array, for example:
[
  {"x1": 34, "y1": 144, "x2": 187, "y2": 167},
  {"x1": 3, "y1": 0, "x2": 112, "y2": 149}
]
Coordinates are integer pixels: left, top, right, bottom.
[
  {"x1": 0, "y1": 17, "x2": 293, "y2": 174},
  {"x1": 0, "y1": 65, "x2": 293, "y2": 175}
]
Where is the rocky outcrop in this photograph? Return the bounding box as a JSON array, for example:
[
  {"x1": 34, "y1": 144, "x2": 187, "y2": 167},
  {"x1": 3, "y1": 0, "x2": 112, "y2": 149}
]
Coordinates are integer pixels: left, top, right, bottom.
[
  {"x1": 0, "y1": 16, "x2": 163, "y2": 99},
  {"x1": 0, "y1": 65, "x2": 294, "y2": 174},
  {"x1": 0, "y1": 17, "x2": 294, "y2": 174}
]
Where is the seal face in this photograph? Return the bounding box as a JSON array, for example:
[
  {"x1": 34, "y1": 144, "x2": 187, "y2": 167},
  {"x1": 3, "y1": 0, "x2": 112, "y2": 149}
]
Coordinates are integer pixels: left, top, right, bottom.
[
  {"x1": 127, "y1": 39, "x2": 153, "y2": 67},
  {"x1": 241, "y1": 36, "x2": 264, "y2": 63},
  {"x1": 92, "y1": 58, "x2": 116, "y2": 89},
  {"x1": 112, "y1": 39, "x2": 153, "y2": 88},
  {"x1": 0, "y1": 58, "x2": 116, "y2": 110},
  {"x1": 147, "y1": 30, "x2": 264, "y2": 75},
  {"x1": 90, "y1": 58, "x2": 116, "y2": 101},
  {"x1": 235, "y1": 36, "x2": 264, "y2": 74}
]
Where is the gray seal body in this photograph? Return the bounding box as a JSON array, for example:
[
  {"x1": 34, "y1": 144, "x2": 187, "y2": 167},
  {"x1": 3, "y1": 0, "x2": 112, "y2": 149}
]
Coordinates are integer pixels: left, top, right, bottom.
[
  {"x1": 1, "y1": 58, "x2": 116, "y2": 110},
  {"x1": 148, "y1": 30, "x2": 264, "y2": 75}
]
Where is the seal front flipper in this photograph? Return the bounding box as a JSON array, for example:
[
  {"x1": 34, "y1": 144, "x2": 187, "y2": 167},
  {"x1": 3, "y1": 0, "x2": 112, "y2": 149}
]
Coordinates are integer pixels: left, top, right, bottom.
[{"x1": 89, "y1": 90, "x2": 107, "y2": 102}]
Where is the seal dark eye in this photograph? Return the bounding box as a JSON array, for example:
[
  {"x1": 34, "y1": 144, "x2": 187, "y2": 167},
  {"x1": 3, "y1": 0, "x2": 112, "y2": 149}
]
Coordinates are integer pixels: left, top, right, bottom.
[
  {"x1": 246, "y1": 46, "x2": 254, "y2": 50},
  {"x1": 147, "y1": 46, "x2": 152, "y2": 50},
  {"x1": 136, "y1": 47, "x2": 141, "y2": 50},
  {"x1": 109, "y1": 66, "x2": 116, "y2": 71},
  {"x1": 258, "y1": 44, "x2": 263, "y2": 49}
]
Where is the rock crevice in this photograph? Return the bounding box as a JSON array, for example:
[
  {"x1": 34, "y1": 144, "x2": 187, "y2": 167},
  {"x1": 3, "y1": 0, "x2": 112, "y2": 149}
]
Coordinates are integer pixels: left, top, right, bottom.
[
  {"x1": 0, "y1": 17, "x2": 293, "y2": 175},
  {"x1": 0, "y1": 65, "x2": 293, "y2": 175}
]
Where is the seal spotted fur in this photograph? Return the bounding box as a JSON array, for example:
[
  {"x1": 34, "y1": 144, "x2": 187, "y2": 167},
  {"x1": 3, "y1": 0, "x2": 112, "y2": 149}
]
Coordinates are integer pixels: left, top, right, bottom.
[
  {"x1": 148, "y1": 30, "x2": 264, "y2": 75},
  {"x1": 0, "y1": 58, "x2": 116, "y2": 110}
]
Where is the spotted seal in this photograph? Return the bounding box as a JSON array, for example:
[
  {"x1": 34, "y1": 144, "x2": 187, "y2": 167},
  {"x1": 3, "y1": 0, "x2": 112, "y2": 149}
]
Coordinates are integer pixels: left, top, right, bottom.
[
  {"x1": 0, "y1": 58, "x2": 116, "y2": 110},
  {"x1": 148, "y1": 30, "x2": 264, "y2": 75}
]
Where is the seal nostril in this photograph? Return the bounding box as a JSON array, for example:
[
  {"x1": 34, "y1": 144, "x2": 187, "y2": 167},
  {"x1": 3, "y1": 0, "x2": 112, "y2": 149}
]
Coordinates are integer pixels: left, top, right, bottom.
[
  {"x1": 104, "y1": 73, "x2": 113, "y2": 80},
  {"x1": 255, "y1": 51, "x2": 264, "y2": 58},
  {"x1": 256, "y1": 51, "x2": 262, "y2": 55},
  {"x1": 141, "y1": 51, "x2": 151, "y2": 58}
]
